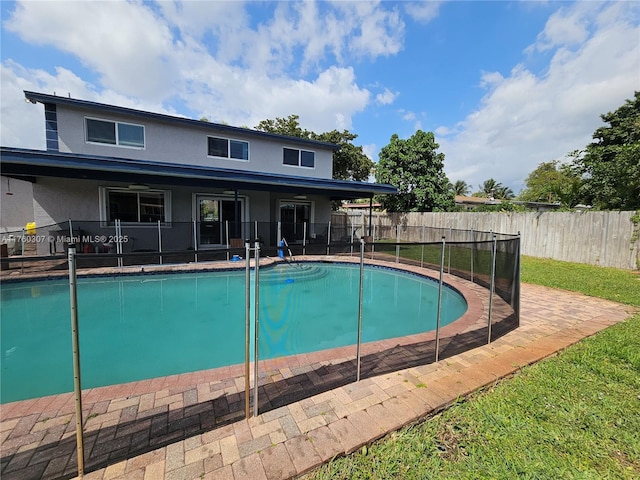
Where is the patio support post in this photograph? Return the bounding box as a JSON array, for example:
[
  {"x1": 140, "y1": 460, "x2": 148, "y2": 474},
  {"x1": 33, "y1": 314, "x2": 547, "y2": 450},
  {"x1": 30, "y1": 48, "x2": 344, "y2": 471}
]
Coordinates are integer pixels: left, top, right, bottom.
[
  {"x1": 193, "y1": 220, "x2": 198, "y2": 263},
  {"x1": 253, "y1": 239, "x2": 261, "y2": 417},
  {"x1": 67, "y1": 246, "x2": 85, "y2": 477},
  {"x1": 435, "y1": 236, "x2": 445, "y2": 362},
  {"x1": 488, "y1": 235, "x2": 497, "y2": 344},
  {"x1": 356, "y1": 236, "x2": 365, "y2": 382},
  {"x1": 244, "y1": 241, "x2": 251, "y2": 419},
  {"x1": 157, "y1": 220, "x2": 162, "y2": 265}
]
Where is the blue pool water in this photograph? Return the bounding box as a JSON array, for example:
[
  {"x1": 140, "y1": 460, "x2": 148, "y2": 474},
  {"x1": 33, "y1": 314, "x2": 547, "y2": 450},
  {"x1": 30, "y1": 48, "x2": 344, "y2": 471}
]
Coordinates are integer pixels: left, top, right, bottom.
[{"x1": 0, "y1": 263, "x2": 467, "y2": 403}]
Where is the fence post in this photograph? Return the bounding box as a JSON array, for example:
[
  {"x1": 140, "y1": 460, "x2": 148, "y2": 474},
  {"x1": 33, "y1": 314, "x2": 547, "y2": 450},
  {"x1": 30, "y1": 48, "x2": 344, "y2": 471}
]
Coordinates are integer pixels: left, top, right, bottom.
[
  {"x1": 447, "y1": 226, "x2": 452, "y2": 273},
  {"x1": 327, "y1": 221, "x2": 331, "y2": 256},
  {"x1": 157, "y1": 220, "x2": 163, "y2": 265},
  {"x1": 193, "y1": 220, "x2": 198, "y2": 263},
  {"x1": 435, "y1": 236, "x2": 445, "y2": 362},
  {"x1": 488, "y1": 235, "x2": 497, "y2": 344},
  {"x1": 67, "y1": 246, "x2": 85, "y2": 477},
  {"x1": 512, "y1": 232, "x2": 521, "y2": 323},
  {"x1": 350, "y1": 222, "x2": 355, "y2": 256},
  {"x1": 116, "y1": 219, "x2": 123, "y2": 268},
  {"x1": 470, "y1": 228, "x2": 475, "y2": 282},
  {"x1": 371, "y1": 224, "x2": 376, "y2": 259},
  {"x1": 277, "y1": 221, "x2": 281, "y2": 246},
  {"x1": 253, "y1": 239, "x2": 261, "y2": 417},
  {"x1": 395, "y1": 225, "x2": 400, "y2": 263},
  {"x1": 244, "y1": 241, "x2": 251, "y2": 419},
  {"x1": 420, "y1": 225, "x2": 425, "y2": 268},
  {"x1": 356, "y1": 237, "x2": 365, "y2": 382},
  {"x1": 303, "y1": 222, "x2": 307, "y2": 256},
  {"x1": 225, "y1": 221, "x2": 230, "y2": 261}
]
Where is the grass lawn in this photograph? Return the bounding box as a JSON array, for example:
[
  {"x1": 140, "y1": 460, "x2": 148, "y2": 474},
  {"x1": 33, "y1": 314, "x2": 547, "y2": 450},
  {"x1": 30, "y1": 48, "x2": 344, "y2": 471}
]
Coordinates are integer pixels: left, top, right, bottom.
[{"x1": 306, "y1": 256, "x2": 640, "y2": 479}]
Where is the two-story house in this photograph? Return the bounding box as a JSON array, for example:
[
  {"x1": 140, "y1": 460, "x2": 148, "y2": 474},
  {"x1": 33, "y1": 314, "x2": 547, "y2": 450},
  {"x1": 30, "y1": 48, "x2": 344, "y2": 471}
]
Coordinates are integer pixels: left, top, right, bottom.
[{"x1": 0, "y1": 91, "x2": 396, "y2": 255}]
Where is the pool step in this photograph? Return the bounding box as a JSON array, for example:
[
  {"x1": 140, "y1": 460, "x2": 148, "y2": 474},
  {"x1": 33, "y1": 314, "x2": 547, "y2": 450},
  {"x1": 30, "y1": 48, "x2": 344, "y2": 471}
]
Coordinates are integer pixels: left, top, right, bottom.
[{"x1": 261, "y1": 263, "x2": 329, "y2": 284}]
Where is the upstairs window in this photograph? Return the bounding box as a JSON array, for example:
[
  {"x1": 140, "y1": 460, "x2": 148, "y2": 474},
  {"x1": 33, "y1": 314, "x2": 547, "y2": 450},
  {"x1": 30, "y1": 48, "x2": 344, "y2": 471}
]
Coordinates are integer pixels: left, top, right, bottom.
[
  {"x1": 86, "y1": 118, "x2": 145, "y2": 148},
  {"x1": 208, "y1": 136, "x2": 249, "y2": 160},
  {"x1": 283, "y1": 148, "x2": 315, "y2": 168}
]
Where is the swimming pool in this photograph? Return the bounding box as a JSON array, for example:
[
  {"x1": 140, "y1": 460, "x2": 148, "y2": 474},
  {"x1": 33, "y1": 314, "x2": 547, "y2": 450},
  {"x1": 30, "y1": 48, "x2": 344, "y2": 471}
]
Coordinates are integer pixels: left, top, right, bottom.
[{"x1": 0, "y1": 262, "x2": 467, "y2": 403}]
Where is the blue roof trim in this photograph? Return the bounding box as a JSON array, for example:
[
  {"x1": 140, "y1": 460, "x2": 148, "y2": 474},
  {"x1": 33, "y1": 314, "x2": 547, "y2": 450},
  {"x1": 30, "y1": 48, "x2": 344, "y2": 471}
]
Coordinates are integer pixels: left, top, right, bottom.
[
  {"x1": 0, "y1": 147, "x2": 398, "y2": 197},
  {"x1": 24, "y1": 91, "x2": 339, "y2": 151}
]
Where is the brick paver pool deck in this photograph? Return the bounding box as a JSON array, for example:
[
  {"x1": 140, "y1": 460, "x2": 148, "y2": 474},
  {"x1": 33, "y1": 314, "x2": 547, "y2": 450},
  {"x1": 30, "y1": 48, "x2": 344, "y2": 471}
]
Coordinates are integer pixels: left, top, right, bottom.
[{"x1": 0, "y1": 259, "x2": 635, "y2": 480}]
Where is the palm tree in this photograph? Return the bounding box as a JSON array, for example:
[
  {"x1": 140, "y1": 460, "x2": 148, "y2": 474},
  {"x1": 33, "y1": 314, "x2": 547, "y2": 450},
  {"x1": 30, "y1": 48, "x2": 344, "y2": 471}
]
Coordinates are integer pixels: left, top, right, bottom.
[
  {"x1": 495, "y1": 185, "x2": 515, "y2": 200},
  {"x1": 452, "y1": 180, "x2": 470, "y2": 196},
  {"x1": 477, "y1": 178, "x2": 502, "y2": 198}
]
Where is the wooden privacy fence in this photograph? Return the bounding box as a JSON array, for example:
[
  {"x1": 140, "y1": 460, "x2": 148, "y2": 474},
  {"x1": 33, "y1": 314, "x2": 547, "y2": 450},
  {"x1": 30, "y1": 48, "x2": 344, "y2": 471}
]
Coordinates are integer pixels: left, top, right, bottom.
[{"x1": 332, "y1": 210, "x2": 640, "y2": 270}]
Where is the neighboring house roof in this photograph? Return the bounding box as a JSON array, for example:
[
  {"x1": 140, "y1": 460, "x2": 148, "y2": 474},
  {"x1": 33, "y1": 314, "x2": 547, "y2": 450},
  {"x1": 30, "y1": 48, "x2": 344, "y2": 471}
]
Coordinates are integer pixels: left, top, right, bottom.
[
  {"x1": 455, "y1": 195, "x2": 562, "y2": 211},
  {"x1": 24, "y1": 91, "x2": 339, "y2": 151},
  {"x1": 455, "y1": 195, "x2": 498, "y2": 205},
  {"x1": 0, "y1": 147, "x2": 397, "y2": 199},
  {"x1": 342, "y1": 202, "x2": 383, "y2": 209}
]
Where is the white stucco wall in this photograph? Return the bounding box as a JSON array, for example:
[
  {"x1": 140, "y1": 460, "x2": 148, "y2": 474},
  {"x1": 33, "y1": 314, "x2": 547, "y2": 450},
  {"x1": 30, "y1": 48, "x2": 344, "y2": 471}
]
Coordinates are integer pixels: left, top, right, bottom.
[
  {"x1": 54, "y1": 106, "x2": 334, "y2": 179},
  {"x1": 0, "y1": 176, "x2": 34, "y2": 233}
]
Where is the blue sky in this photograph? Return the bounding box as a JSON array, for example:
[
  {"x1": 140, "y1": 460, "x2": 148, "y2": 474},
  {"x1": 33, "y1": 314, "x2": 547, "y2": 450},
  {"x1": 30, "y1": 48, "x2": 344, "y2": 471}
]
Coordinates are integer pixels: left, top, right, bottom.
[{"x1": 1, "y1": 1, "x2": 638, "y2": 194}]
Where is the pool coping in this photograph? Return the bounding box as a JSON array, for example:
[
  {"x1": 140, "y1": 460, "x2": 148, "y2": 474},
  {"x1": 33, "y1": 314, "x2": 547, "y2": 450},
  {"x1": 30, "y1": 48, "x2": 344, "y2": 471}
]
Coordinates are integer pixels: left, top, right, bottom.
[{"x1": 4, "y1": 260, "x2": 632, "y2": 480}]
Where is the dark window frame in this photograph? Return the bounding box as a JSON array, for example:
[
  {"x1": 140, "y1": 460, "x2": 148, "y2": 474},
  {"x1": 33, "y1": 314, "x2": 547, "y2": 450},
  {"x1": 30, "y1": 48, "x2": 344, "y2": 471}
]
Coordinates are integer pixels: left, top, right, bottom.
[
  {"x1": 207, "y1": 136, "x2": 249, "y2": 161},
  {"x1": 283, "y1": 147, "x2": 315, "y2": 168},
  {"x1": 85, "y1": 117, "x2": 145, "y2": 149}
]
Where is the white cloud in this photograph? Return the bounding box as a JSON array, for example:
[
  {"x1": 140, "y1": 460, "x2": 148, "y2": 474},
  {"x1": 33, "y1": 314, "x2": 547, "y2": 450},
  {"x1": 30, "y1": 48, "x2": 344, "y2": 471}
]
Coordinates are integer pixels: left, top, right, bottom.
[
  {"x1": 528, "y1": 1, "x2": 597, "y2": 53},
  {"x1": 376, "y1": 88, "x2": 397, "y2": 105},
  {"x1": 440, "y1": 1, "x2": 640, "y2": 193},
  {"x1": 404, "y1": 1, "x2": 442, "y2": 23},
  {"x1": 5, "y1": 1, "x2": 180, "y2": 101},
  {"x1": 1, "y1": 0, "x2": 405, "y2": 144},
  {"x1": 345, "y1": 2, "x2": 405, "y2": 58},
  {"x1": 402, "y1": 111, "x2": 416, "y2": 121}
]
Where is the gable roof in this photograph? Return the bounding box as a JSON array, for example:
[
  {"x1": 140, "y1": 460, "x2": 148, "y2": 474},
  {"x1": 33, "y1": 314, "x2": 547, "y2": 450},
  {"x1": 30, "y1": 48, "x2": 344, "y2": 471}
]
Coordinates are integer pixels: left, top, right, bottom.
[{"x1": 24, "y1": 91, "x2": 339, "y2": 151}]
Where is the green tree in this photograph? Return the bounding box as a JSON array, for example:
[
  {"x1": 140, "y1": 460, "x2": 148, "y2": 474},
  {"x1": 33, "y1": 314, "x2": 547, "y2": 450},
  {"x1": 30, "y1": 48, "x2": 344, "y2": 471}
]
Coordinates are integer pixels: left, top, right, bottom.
[
  {"x1": 375, "y1": 130, "x2": 454, "y2": 212},
  {"x1": 518, "y1": 160, "x2": 582, "y2": 207},
  {"x1": 255, "y1": 114, "x2": 311, "y2": 139},
  {"x1": 474, "y1": 178, "x2": 502, "y2": 198},
  {"x1": 312, "y1": 130, "x2": 374, "y2": 182},
  {"x1": 255, "y1": 115, "x2": 374, "y2": 182},
  {"x1": 495, "y1": 185, "x2": 515, "y2": 200},
  {"x1": 574, "y1": 92, "x2": 640, "y2": 210},
  {"x1": 452, "y1": 180, "x2": 470, "y2": 196}
]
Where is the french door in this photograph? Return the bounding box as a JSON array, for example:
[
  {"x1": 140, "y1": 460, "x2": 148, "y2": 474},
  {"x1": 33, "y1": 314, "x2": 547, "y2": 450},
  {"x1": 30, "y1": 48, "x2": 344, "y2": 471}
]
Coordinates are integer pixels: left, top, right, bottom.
[
  {"x1": 197, "y1": 195, "x2": 243, "y2": 247},
  {"x1": 280, "y1": 201, "x2": 311, "y2": 243}
]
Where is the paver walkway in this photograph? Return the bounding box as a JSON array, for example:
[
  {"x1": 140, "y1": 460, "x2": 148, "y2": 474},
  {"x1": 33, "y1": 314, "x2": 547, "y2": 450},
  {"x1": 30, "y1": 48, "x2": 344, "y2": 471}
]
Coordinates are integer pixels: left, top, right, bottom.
[{"x1": 1, "y1": 269, "x2": 634, "y2": 479}]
